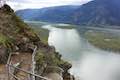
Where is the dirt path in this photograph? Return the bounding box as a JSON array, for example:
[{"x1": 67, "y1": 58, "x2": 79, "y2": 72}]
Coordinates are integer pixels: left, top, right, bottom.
[
  {"x1": 0, "y1": 64, "x2": 8, "y2": 80},
  {"x1": 10, "y1": 52, "x2": 32, "y2": 80}
]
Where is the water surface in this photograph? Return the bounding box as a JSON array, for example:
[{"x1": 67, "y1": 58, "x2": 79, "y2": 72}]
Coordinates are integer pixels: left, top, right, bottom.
[{"x1": 42, "y1": 25, "x2": 120, "y2": 80}]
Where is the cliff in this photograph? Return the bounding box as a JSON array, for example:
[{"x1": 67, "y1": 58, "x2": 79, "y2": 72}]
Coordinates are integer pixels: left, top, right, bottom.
[{"x1": 0, "y1": 4, "x2": 74, "y2": 80}]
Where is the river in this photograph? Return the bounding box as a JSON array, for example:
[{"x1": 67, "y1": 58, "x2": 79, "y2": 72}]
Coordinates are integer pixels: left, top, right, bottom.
[{"x1": 42, "y1": 25, "x2": 120, "y2": 80}]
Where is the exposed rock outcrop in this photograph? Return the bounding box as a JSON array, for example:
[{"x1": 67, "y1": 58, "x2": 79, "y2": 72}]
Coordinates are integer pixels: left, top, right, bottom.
[{"x1": 0, "y1": 4, "x2": 74, "y2": 80}]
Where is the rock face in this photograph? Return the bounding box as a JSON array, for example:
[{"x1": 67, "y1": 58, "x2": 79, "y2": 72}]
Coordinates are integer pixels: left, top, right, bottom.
[
  {"x1": 0, "y1": 45, "x2": 8, "y2": 64},
  {"x1": 0, "y1": 4, "x2": 38, "y2": 64},
  {"x1": 0, "y1": 4, "x2": 73, "y2": 80}
]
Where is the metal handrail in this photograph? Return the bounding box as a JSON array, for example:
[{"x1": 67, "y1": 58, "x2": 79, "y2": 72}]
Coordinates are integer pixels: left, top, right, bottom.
[
  {"x1": 5, "y1": 45, "x2": 53, "y2": 80},
  {"x1": 8, "y1": 64, "x2": 50, "y2": 80},
  {"x1": 32, "y1": 46, "x2": 37, "y2": 80},
  {"x1": 9, "y1": 71, "x2": 20, "y2": 80},
  {"x1": 6, "y1": 52, "x2": 12, "y2": 80}
]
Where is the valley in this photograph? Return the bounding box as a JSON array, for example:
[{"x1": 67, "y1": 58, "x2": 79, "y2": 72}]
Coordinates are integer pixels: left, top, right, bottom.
[
  {"x1": 1, "y1": 0, "x2": 120, "y2": 80},
  {"x1": 27, "y1": 22, "x2": 120, "y2": 80},
  {"x1": 27, "y1": 21, "x2": 120, "y2": 53}
]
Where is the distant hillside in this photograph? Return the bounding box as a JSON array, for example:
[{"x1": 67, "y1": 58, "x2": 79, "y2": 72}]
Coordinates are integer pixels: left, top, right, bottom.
[
  {"x1": 16, "y1": 0, "x2": 120, "y2": 27},
  {"x1": 73, "y1": 0, "x2": 120, "y2": 26},
  {"x1": 16, "y1": 5, "x2": 79, "y2": 23}
]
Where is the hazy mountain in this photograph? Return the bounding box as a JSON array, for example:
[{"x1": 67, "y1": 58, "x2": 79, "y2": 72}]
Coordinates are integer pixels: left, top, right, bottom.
[
  {"x1": 73, "y1": 0, "x2": 120, "y2": 26},
  {"x1": 16, "y1": 0, "x2": 120, "y2": 26},
  {"x1": 16, "y1": 5, "x2": 79, "y2": 23}
]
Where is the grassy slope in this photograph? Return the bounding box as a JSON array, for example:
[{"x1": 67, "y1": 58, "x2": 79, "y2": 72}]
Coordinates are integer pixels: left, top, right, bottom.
[
  {"x1": 27, "y1": 23, "x2": 49, "y2": 44},
  {"x1": 85, "y1": 31, "x2": 120, "y2": 52}
]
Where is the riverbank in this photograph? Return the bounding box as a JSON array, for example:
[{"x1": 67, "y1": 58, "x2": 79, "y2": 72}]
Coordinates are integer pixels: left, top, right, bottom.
[
  {"x1": 28, "y1": 21, "x2": 120, "y2": 53},
  {"x1": 28, "y1": 23, "x2": 76, "y2": 80},
  {"x1": 28, "y1": 24, "x2": 120, "y2": 79},
  {"x1": 85, "y1": 30, "x2": 120, "y2": 52}
]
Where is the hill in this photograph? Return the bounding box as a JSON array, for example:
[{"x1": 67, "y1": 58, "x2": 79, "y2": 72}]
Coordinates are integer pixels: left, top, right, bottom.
[
  {"x1": 16, "y1": 5, "x2": 79, "y2": 24},
  {"x1": 0, "y1": 4, "x2": 74, "y2": 80},
  {"x1": 16, "y1": 0, "x2": 120, "y2": 27}
]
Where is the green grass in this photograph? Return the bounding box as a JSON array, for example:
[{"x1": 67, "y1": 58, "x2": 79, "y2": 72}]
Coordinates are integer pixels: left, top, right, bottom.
[
  {"x1": 31, "y1": 27, "x2": 49, "y2": 44},
  {"x1": 27, "y1": 23, "x2": 49, "y2": 44},
  {"x1": 0, "y1": 33, "x2": 13, "y2": 48},
  {"x1": 35, "y1": 49, "x2": 67, "y2": 67},
  {"x1": 85, "y1": 31, "x2": 120, "y2": 52},
  {"x1": 34, "y1": 28, "x2": 49, "y2": 44}
]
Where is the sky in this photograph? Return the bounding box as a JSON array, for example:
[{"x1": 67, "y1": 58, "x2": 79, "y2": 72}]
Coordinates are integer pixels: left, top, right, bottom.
[{"x1": 6, "y1": 0, "x2": 92, "y2": 10}]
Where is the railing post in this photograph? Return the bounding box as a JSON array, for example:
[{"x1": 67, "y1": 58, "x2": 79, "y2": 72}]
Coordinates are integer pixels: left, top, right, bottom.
[
  {"x1": 32, "y1": 46, "x2": 37, "y2": 80},
  {"x1": 8, "y1": 64, "x2": 50, "y2": 80},
  {"x1": 7, "y1": 52, "x2": 12, "y2": 80}
]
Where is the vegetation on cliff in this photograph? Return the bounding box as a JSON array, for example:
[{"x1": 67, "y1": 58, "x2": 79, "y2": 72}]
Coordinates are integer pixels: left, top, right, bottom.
[{"x1": 0, "y1": 4, "x2": 73, "y2": 80}]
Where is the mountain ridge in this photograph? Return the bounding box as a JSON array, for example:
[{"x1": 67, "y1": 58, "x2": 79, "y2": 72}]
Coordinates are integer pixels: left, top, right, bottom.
[
  {"x1": 16, "y1": 0, "x2": 120, "y2": 27},
  {"x1": 16, "y1": 5, "x2": 79, "y2": 24}
]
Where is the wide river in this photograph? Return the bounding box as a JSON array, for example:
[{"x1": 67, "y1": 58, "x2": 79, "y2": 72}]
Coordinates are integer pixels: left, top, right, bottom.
[{"x1": 43, "y1": 25, "x2": 120, "y2": 80}]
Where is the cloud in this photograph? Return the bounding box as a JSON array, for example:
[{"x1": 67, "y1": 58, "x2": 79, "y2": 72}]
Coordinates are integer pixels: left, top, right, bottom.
[{"x1": 6, "y1": 0, "x2": 92, "y2": 10}]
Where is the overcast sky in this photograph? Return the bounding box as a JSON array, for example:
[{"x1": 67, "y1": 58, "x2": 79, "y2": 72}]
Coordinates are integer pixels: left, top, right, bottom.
[{"x1": 7, "y1": 0, "x2": 92, "y2": 10}]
